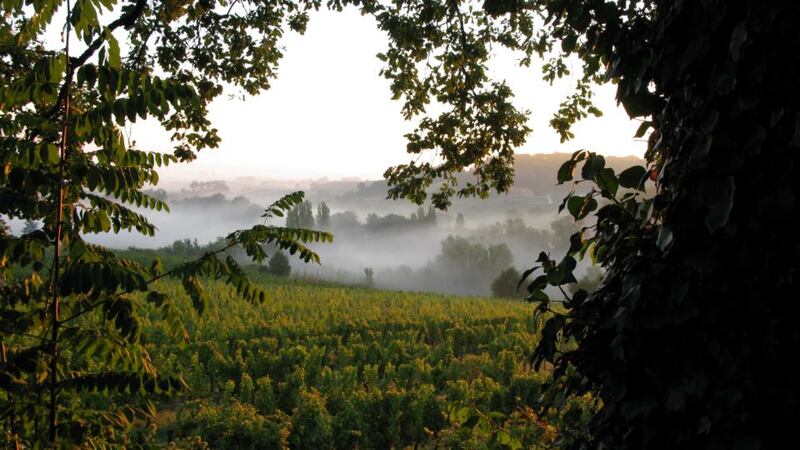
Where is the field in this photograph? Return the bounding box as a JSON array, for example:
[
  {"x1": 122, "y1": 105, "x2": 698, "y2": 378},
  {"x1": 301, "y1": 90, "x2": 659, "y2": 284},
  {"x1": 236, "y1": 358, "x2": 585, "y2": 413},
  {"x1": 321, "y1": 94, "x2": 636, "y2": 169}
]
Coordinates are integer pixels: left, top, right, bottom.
[{"x1": 134, "y1": 275, "x2": 595, "y2": 449}]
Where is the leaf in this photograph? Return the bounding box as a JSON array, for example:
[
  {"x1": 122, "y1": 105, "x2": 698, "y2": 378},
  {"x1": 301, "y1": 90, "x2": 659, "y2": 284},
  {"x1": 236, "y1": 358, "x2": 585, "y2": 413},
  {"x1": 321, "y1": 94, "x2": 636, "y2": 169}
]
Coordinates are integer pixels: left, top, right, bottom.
[
  {"x1": 634, "y1": 121, "x2": 652, "y2": 138},
  {"x1": 618, "y1": 165, "x2": 647, "y2": 190},
  {"x1": 580, "y1": 153, "x2": 605, "y2": 180},
  {"x1": 547, "y1": 256, "x2": 577, "y2": 285},
  {"x1": 656, "y1": 225, "x2": 673, "y2": 251},
  {"x1": 527, "y1": 275, "x2": 548, "y2": 293},
  {"x1": 729, "y1": 22, "x2": 748, "y2": 62},
  {"x1": 517, "y1": 266, "x2": 539, "y2": 290},
  {"x1": 557, "y1": 160, "x2": 576, "y2": 184},
  {"x1": 106, "y1": 30, "x2": 121, "y2": 68},
  {"x1": 567, "y1": 194, "x2": 598, "y2": 220},
  {"x1": 621, "y1": 92, "x2": 664, "y2": 118},
  {"x1": 526, "y1": 289, "x2": 549, "y2": 303},
  {"x1": 596, "y1": 168, "x2": 619, "y2": 196},
  {"x1": 704, "y1": 177, "x2": 735, "y2": 232}
]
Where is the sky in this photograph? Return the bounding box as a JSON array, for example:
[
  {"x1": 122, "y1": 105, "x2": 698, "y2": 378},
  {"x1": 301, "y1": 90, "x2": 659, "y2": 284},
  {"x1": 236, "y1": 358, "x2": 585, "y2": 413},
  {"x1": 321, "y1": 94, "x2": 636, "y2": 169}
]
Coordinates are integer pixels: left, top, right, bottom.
[{"x1": 128, "y1": 9, "x2": 647, "y2": 184}]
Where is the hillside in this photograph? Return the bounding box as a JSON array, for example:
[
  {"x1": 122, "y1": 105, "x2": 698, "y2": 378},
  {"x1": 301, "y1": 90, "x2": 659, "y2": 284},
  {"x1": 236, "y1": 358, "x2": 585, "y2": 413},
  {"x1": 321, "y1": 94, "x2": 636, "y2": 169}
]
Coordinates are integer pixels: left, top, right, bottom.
[{"x1": 334, "y1": 152, "x2": 644, "y2": 201}]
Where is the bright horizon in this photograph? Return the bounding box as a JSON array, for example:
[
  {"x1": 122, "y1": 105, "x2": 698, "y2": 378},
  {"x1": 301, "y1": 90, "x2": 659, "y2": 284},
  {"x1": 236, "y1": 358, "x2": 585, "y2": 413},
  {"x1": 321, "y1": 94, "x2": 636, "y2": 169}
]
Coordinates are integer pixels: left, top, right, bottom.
[{"x1": 127, "y1": 9, "x2": 646, "y2": 185}]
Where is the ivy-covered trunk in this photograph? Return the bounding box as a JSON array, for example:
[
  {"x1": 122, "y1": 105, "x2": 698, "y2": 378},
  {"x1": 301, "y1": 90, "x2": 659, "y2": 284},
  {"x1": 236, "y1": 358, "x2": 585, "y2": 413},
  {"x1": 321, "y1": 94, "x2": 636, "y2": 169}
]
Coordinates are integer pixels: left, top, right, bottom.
[{"x1": 557, "y1": 1, "x2": 800, "y2": 447}]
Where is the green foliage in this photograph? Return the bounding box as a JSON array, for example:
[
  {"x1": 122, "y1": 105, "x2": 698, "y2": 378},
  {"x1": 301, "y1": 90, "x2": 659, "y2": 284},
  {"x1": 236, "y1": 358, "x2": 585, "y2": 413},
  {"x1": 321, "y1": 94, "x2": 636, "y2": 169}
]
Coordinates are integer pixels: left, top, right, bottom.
[
  {"x1": 138, "y1": 278, "x2": 595, "y2": 448},
  {"x1": 289, "y1": 389, "x2": 333, "y2": 450},
  {"x1": 0, "y1": 0, "x2": 332, "y2": 443},
  {"x1": 177, "y1": 401, "x2": 291, "y2": 450},
  {"x1": 267, "y1": 252, "x2": 291, "y2": 277},
  {"x1": 439, "y1": 235, "x2": 514, "y2": 275}
]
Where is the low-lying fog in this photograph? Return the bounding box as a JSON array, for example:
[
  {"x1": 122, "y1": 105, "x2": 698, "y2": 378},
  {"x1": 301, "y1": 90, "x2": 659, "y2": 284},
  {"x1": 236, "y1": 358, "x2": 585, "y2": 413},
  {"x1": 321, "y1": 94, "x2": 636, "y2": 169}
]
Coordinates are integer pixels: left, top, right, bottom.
[
  {"x1": 90, "y1": 180, "x2": 590, "y2": 297},
  {"x1": 8, "y1": 154, "x2": 641, "y2": 297}
]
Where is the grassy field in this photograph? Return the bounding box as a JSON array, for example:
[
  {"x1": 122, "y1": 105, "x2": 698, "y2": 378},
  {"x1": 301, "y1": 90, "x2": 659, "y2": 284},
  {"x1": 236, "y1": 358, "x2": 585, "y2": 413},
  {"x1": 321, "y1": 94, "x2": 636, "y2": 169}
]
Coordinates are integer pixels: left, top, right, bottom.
[{"x1": 135, "y1": 276, "x2": 594, "y2": 449}]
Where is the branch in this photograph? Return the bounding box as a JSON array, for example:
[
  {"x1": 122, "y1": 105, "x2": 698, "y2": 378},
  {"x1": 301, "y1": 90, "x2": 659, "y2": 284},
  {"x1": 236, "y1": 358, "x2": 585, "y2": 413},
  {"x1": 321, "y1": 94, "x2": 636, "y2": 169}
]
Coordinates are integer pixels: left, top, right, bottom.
[
  {"x1": 58, "y1": 241, "x2": 239, "y2": 326},
  {"x1": 46, "y1": 0, "x2": 149, "y2": 118}
]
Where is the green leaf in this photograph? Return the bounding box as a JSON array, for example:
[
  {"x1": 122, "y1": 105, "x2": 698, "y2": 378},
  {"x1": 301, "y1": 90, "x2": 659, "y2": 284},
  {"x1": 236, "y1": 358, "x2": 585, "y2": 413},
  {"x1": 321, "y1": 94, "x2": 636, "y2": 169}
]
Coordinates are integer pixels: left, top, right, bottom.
[
  {"x1": 106, "y1": 30, "x2": 121, "y2": 68},
  {"x1": 567, "y1": 194, "x2": 598, "y2": 220},
  {"x1": 596, "y1": 168, "x2": 619, "y2": 196}
]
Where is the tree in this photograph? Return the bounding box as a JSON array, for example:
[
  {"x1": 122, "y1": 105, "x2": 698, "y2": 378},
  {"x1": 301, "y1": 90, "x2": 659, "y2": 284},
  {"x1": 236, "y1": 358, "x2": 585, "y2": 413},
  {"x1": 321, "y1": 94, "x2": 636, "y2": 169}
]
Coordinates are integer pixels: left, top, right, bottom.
[
  {"x1": 511, "y1": 3, "x2": 800, "y2": 448},
  {"x1": 286, "y1": 200, "x2": 315, "y2": 229},
  {"x1": 267, "y1": 252, "x2": 291, "y2": 277},
  {"x1": 0, "y1": 0, "x2": 333, "y2": 445},
  {"x1": 490, "y1": 267, "x2": 521, "y2": 299},
  {"x1": 423, "y1": 206, "x2": 437, "y2": 226},
  {"x1": 438, "y1": 236, "x2": 513, "y2": 275},
  {"x1": 363, "y1": 267, "x2": 375, "y2": 288},
  {"x1": 316, "y1": 202, "x2": 331, "y2": 228},
  {"x1": 455, "y1": 213, "x2": 465, "y2": 230}
]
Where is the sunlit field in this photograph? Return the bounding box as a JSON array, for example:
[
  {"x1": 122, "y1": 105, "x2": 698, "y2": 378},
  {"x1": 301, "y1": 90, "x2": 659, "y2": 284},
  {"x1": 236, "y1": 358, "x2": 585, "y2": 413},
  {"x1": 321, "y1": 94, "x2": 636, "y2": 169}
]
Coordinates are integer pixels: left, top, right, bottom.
[{"x1": 137, "y1": 277, "x2": 595, "y2": 449}]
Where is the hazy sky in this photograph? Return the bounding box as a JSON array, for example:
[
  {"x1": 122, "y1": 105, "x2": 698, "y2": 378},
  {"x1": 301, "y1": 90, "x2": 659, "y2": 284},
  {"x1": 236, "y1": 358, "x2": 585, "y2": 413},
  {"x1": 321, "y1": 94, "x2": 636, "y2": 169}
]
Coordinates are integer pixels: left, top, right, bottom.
[{"x1": 129, "y1": 9, "x2": 646, "y2": 183}]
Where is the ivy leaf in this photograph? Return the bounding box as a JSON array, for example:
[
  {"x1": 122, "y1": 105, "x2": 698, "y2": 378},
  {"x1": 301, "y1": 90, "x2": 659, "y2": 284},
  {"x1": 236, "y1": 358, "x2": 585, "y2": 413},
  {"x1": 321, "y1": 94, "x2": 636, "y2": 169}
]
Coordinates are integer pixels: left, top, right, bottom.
[
  {"x1": 596, "y1": 168, "x2": 619, "y2": 197},
  {"x1": 567, "y1": 194, "x2": 598, "y2": 220},
  {"x1": 657, "y1": 225, "x2": 674, "y2": 251},
  {"x1": 618, "y1": 166, "x2": 647, "y2": 190},
  {"x1": 547, "y1": 256, "x2": 577, "y2": 285},
  {"x1": 581, "y1": 153, "x2": 605, "y2": 180},
  {"x1": 621, "y1": 92, "x2": 665, "y2": 118},
  {"x1": 634, "y1": 121, "x2": 652, "y2": 138},
  {"x1": 557, "y1": 160, "x2": 577, "y2": 184},
  {"x1": 526, "y1": 289, "x2": 549, "y2": 303},
  {"x1": 704, "y1": 177, "x2": 736, "y2": 232}
]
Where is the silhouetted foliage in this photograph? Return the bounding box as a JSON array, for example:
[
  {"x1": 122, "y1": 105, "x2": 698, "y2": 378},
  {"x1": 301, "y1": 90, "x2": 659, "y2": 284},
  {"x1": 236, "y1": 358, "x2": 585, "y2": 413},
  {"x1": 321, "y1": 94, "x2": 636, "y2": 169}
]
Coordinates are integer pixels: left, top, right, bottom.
[
  {"x1": 567, "y1": 266, "x2": 603, "y2": 296},
  {"x1": 0, "y1": 0, "x2": 334, "y2": 442},
  {"x1": 511, "y1": 2, "x2": 800, "y2": 448}
]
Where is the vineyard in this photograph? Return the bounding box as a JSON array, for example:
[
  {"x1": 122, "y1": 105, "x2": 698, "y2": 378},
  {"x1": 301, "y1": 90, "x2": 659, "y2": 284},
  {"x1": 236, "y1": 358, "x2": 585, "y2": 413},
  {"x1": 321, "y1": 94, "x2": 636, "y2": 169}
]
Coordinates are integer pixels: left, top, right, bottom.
[{"x1": 133, "y1": 277, "x2": 596, "y2": 449}]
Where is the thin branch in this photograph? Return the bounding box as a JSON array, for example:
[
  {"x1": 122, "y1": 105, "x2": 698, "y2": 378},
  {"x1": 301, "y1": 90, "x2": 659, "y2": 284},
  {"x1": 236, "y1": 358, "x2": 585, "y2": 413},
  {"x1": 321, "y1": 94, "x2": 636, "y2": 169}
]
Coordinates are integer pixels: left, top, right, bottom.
[
  {"x1": 557, "y1": 285, "x2": 573, "y2": 303},
  {"x1": 58, "y1": 241, "x2": 239, "y2": 326},
  {"x1": 45, "y1": 0, "x2": 149, "y2": 119},
  {"x1": 0, "y1": 328, "x2": 49, "y2": 341}
]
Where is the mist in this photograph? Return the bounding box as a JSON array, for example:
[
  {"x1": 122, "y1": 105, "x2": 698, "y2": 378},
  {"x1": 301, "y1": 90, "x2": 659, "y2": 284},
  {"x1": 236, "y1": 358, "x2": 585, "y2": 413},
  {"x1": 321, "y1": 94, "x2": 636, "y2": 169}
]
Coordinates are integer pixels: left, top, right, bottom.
[{"x1": 0, "y1": 153, "x2": 638, "y2": 297}]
